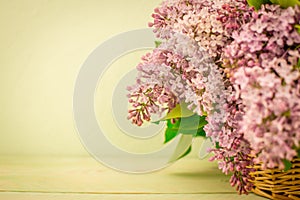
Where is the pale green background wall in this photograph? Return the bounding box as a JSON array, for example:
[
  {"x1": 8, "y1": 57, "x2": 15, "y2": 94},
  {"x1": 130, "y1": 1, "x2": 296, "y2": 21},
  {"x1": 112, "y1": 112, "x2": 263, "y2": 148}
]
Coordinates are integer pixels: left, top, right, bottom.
[{"x1": 0, "y1": 0, "x2": 203, "y2": 156}]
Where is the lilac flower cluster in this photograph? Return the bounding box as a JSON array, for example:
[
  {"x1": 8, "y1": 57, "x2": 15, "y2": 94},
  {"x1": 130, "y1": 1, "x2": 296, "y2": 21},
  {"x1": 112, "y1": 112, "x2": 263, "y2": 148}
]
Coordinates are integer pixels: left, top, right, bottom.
[
  {"x1": 149, "y1": 0, "x2": 253, "y2": 59},
  {"x1": 224, "y1": 5, "x2": 300, "y2": 169},
  {"x1": 128, "y1": 0, "x2": 300, "y2": 194},
  {"x1": 128, "y1": 33, "x2": 254, "y2": 194},
  {"x1": 127, "y1": 48, "x2": 184, "y2": 126},
  {"x1": 148, "y1": 0, "x2": 256, "y2": 193},
  {"x1": 208, "y1": 89, "x2": 255, "y2": 194},
  {"x1": 128, "y1": 34, "x2": 227, "y2": 126}
]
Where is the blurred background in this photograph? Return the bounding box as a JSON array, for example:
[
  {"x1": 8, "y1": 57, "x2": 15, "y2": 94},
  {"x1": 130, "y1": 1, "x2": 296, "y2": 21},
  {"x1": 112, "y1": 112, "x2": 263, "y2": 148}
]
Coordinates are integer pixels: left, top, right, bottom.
[
  {"x1": 0, "y1": 0, "x2": 160, "y2": 156},
  {"x1": 0, "y1": 0, "x2": 203, "y2": 157}
]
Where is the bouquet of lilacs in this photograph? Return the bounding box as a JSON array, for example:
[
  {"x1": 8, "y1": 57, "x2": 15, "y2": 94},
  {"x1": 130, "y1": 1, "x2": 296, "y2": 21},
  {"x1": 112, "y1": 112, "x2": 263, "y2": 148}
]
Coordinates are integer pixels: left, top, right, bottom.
[{"x1": 127, "y1": 0, "x2": 300, "y2": 194}]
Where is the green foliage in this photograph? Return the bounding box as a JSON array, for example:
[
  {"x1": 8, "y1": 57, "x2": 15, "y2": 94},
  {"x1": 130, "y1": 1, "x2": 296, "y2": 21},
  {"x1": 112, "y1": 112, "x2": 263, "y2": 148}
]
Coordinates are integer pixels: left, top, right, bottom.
[
  {"x1": 282, "y1": 159, "x2": 292, "y2": 171},
  {"x1": 215, "y1": 142, "x2": 221, "y2": 149},
  {"x1": 163, "y1": 114, "x2": 208, "y2": 143},
  {"x1": 177, "y1": 145, "x2": 192, "y2": 160},
  {"x1": 270, "y1": 0, "x2": 300, "y2": 8},
  {"x1": 176, "y1": 114, "x2": 207, "y2": 133},
  {"x1": 247, "y1": 0, "x2": 271, "y2": 9},
  {"x1": 168, "y1": 135, "x2": 193, "y2": 162},
  {"x1": 296, "y1": 25, "x2": 300, "y2": 34},
  {"x1": 153, "y1": 103, "x2": 208, "y2": 159},
  {"x1": 247, "y1": 0, "x2": 300, "y2": 9},
  {"x1": 155, "y1": 40, "x2": 162, "y2": 48},
  {"x1": 160, "y1": 103, "x2": 195, "y2": 121},
  {"x1": 295, "y1": 56, "x2": 300, "y2": 70},
  {"x1": 164, "y1": 121, "x2": 179, "y2": 143},
  {"x1": 195, "y1": 126, "x2": 206, "y2": 137}
]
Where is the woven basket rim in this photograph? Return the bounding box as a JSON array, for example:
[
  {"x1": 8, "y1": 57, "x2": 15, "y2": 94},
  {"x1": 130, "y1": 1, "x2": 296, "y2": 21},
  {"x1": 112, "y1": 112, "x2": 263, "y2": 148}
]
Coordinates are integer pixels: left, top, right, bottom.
[{"x1": 251, "y1": 158, "x2": 300, "y2": 200}]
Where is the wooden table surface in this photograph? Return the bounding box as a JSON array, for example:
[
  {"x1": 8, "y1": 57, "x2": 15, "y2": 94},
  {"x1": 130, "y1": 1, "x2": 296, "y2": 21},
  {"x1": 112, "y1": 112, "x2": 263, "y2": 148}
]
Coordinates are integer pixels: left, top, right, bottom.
[{"x1": 0, "y1": 156, "x2": 267, "y2": 200}]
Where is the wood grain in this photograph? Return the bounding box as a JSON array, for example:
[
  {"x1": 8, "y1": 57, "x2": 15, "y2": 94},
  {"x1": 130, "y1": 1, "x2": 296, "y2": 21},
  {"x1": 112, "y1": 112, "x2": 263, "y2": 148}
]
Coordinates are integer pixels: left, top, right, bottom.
[
  {"x1": 0, "y1": 192, "x2": 267, "y2": 200},
  {"x1": 0, "y1": 156, "x2": 267, "y2": 199}
]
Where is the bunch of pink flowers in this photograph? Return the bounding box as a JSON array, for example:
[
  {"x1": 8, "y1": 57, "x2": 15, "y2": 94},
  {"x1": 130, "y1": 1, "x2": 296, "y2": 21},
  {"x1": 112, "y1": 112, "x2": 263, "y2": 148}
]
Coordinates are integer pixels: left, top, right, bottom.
[
  {"x1": 127, "y1": 0, "x2": 300, "y2": 195},
  {"x1": 224, "y1": 4, "x2": 300, "y2": 169}
]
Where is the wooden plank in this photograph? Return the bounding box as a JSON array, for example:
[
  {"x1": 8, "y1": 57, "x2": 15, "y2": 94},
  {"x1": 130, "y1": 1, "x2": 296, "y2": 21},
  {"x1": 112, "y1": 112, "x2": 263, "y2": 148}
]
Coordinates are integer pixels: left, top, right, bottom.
[
  {"x1": 0, "y1": 192, "x2": 267, "y2": 200},
  {"x1": 0, "y1": 156, "x2": 265, "y2": 199},
  {"x1": 0, "y1": 156, "x2": 230, "y2": 193}
]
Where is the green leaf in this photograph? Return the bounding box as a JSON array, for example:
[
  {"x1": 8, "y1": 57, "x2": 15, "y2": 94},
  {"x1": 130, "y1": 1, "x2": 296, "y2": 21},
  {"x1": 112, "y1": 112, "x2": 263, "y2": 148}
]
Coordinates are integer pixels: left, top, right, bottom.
[
  {"x1": 195, "y1": 127, "x2": 206, "y2": 137},
  {"x1": 163, "y1": 114, "x2": 207, "y2": 140},
  {"x1": 166, "y1": 118, "x2": 180, "y2": 128},
  {"x1": 177, "y1": 145, "x2": 192, "y2": 160},
  {"x1": 163, "y1": 114, "x2": 207, "y2": 144},
  {"x1": 215, "y1": 142, "x2": 221, "y2": 149},
  {"x1": 164, "y1": 128, "x2": 179, "y2": 143},
  {"x1": 178, "y1": 114, "x2": 208, "y2": 131},
  {"x1": 164, "y1": 119, "x2": 181, "y2": 143},
  {"x1": 283, "y1": 159, "x2": 292, "y2": 171},
  {"x1": 155, "y1": 41, "x2": 162, "y2": 48},
  {"x1": 159, "y1": 102, "x2": 195, "y2": 121},
  {"x1": 168, "y1": 134, "x2": 193, "y2": 163},
  {"x1": 295, "y1": 25, "x2": 300, "y2": 34},
  {"x1": 152, "y1": 120, "x2": 160, "y2": 125},
  {"x1": 297, "y1": 148, "x2": 300, "y2": 157},
  {"x1": 270, "y1": 0, "x2": 300, "y2": 8},
  {"x1": 247, "y1": 0, "x2": 271, "y2": 9}
]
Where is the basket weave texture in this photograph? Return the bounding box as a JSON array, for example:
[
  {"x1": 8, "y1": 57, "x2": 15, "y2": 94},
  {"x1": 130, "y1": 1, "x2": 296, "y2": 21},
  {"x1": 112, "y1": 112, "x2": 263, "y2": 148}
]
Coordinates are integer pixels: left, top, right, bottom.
[{"x1": 251, "y1": 158, "x2": 300, "y2": 200}]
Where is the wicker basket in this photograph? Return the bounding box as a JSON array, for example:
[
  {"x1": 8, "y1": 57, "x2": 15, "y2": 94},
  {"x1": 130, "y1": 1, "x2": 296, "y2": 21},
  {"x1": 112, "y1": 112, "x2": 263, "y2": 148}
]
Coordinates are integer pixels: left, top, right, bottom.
[{"x1": 250, "y1": 158, "x2": 300, "y2": 200}]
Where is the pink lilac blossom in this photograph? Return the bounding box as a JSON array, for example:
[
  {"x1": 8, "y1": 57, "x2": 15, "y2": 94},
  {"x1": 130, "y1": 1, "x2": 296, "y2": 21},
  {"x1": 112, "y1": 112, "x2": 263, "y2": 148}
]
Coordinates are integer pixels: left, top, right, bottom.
[
  {"x1": 224, "y1": 4, "x2": 300, "y2": 169},
  {"x1": 127, "y1": 50, "x2": 186, "y2": 126},
  {"x1": 128, "y1": 33, "x2": 227, "y2": 131},
  {"x1": 161, "y1": 34, "x2": 228, "y2": 125},
  {"x1": 209, "y1": 95, "x2": 255, "y2": 194},
  {"x1": 128, "y1": 33, "x2": 254, "y2": 194},
  {"x1": 149, "y1": 0, "x2": 253, "y2": 59}
]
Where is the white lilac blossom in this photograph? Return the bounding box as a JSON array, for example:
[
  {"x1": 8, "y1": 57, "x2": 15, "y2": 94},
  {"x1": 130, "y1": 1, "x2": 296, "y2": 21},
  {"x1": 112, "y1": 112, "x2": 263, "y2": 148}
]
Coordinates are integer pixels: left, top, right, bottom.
[{"x1": 224, "y1": 4, "x2": 300, "y2": 169}]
